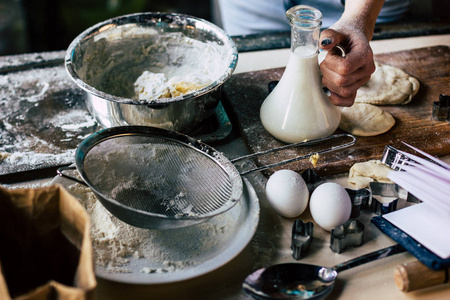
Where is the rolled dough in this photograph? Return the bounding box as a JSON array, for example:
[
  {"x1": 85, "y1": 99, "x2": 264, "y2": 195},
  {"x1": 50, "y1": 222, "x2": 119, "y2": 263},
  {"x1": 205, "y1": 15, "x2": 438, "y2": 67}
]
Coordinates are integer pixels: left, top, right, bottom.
[
  {"x1": 339, "y1": 103, "x2": 395, "y2": 136},
  {"x1": 355, "y1": 62, "x2": 420, "y2": 105}
]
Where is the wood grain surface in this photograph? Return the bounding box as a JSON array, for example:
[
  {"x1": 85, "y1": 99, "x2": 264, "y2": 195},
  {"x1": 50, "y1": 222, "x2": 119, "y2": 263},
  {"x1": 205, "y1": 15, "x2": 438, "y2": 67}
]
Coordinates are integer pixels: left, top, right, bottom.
[{"x1": 222, "y1": 46, "x2": 450, "y2": 176}]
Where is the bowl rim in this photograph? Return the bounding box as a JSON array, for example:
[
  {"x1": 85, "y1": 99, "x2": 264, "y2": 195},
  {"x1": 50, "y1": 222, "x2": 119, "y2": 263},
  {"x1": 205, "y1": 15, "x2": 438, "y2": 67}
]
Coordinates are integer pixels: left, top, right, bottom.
[{"x1": 64, "y1": 12, "x2": 238, "y2": 105}]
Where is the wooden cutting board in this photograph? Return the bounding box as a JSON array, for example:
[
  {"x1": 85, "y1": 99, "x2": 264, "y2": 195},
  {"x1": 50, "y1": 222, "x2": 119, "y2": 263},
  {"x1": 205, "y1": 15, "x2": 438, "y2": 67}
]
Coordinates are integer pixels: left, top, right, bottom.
[{"x1": 222, "y1": 46, "x2": 450, "y2": 176}]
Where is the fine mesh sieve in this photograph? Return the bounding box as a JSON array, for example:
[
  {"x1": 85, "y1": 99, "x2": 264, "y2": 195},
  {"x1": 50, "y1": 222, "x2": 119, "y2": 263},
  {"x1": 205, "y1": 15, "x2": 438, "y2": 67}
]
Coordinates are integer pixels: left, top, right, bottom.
[
  {"x1": 59, "y1": 126, "x2": 356, "y2": 229},
  {"x1": 62, "y1": 126, "x2": 243, "y2": 229}
]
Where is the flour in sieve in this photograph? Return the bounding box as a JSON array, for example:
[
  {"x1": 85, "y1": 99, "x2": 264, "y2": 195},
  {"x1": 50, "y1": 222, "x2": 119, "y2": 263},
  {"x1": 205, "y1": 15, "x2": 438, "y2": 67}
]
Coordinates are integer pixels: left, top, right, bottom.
[{"x1": 82, "y1": 141, "x2": 221, "y2": 217}]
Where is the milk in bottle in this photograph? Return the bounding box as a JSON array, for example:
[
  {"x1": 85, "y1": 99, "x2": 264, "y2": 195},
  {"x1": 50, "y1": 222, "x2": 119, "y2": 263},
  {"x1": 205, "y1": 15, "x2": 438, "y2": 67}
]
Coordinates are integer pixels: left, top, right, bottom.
[{"x1": 260, "y1": 5, "x2": 340, "y2": 143}]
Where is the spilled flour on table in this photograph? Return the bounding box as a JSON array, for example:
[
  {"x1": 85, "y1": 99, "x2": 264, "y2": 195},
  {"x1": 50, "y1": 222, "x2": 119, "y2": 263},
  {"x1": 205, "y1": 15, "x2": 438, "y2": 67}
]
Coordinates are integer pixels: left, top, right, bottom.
[{"x1": 0, "y1": 61, "x2": 98, "y2": 174}]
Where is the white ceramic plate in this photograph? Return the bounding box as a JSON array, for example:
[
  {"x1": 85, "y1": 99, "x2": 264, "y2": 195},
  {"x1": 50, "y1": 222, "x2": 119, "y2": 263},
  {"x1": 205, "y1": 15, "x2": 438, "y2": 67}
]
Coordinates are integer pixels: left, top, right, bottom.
[{"x1": 54, "y1": 175, "x2": 259, "y2": 284}]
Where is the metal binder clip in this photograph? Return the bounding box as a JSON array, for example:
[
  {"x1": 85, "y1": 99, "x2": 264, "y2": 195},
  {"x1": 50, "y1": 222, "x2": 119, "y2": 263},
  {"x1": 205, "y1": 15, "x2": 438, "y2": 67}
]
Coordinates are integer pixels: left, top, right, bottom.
[{"x1": 380, "y1": 145, "x2": 410, "y2": 171}]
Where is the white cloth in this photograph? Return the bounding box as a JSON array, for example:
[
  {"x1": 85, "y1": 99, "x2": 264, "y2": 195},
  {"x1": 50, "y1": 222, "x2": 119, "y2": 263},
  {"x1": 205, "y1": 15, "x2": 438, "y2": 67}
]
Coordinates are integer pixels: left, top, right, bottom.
[
  {"x1": 217, "y1": 0, "x2": 411, "y2": 36},
  {"x1": 217, "y1": 0, "x2": 290, "y2": 36}
]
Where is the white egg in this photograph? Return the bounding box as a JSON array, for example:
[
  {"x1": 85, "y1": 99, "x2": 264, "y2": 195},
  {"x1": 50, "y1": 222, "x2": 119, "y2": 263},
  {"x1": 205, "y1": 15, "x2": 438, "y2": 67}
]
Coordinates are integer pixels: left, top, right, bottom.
[
  {"x1": 265, "y1": 169, "x2": 309, "y2": 218},
  {"x1": 310, "y1": 182, "x2": 352, "y2": 231}
]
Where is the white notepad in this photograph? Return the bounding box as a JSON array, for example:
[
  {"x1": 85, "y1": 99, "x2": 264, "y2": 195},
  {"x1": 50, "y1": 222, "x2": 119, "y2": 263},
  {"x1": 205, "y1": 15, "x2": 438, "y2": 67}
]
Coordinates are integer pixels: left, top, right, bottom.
[{"x1": 383, "y1": 203, "x2": 450, "y2": 259}]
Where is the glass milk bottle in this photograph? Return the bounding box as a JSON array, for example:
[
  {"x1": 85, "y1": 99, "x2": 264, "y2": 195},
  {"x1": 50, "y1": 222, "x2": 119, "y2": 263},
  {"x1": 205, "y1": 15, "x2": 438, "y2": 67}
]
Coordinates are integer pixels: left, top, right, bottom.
[{"x1": 260, "y1": 5, "x2": 340, "y2": 143}]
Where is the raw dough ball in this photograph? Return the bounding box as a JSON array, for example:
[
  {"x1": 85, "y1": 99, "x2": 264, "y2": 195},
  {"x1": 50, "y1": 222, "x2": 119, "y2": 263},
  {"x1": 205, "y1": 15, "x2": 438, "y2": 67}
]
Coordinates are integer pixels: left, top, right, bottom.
[
  {"x1": 310, "y1": 182, "x2": 351, "y2": 231},
  {"x1": 265, "y1": 170, "x2": 309, "y2": 218},
  {"x1": 339, "y1": 103, "x2": 395, "y2": 136},
  {"x1": 355, "y1": 62, "x2": 420, "y2": 105},
  {"x1": 349, "y1": 160, "x2": 393, "y2": 189}
]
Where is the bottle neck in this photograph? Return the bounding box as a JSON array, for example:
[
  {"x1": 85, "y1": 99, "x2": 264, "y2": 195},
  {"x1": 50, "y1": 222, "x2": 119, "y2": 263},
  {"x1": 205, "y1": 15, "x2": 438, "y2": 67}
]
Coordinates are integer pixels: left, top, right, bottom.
[
  {"x1": 290, "y1": 23, "x2": 320, "y2": 56},
  {"x1": 286, "y1": 5, "x2": 322, "y2": 56}
]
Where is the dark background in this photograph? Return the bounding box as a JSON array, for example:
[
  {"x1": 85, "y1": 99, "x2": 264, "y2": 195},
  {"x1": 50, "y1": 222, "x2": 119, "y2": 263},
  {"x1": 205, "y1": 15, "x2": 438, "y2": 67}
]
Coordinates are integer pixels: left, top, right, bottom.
[
  {"x1": 0, "y1": 0, "x2": 217, "y2": 55},
  {"x1": 0, "y1": 0, "x2": 449, "y2": 56}
]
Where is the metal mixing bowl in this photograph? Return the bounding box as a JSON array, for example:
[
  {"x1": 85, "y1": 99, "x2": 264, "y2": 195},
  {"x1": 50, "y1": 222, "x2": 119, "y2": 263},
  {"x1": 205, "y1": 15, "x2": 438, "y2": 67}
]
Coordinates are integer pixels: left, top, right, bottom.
[{"x1": 65, "y1": 12, "x2": 238, "y2": 133}]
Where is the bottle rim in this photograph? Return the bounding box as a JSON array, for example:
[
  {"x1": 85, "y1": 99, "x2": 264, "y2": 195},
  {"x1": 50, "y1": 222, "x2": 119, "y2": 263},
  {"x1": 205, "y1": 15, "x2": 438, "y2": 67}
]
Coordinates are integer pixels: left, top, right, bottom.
[{"x1": 286, "y1": 5, "x2": 322, "y2": 28}]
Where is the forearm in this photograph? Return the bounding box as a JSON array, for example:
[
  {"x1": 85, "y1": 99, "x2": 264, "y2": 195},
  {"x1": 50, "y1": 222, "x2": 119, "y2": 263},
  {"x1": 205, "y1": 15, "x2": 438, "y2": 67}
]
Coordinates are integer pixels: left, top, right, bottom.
[{"x1": 337, "y1": 0, "x2": 386, "y2": 40}]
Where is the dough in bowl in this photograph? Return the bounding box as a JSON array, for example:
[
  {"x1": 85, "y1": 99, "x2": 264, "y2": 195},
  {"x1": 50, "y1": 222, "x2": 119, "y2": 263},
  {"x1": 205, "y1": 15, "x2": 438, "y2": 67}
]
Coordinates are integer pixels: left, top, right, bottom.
[
  {"x1": 355, "y1": 62, "x2": 420, "y2": 105},
  {"x1": 339, "y1": 103, "x2": 395, "y2": 136}
]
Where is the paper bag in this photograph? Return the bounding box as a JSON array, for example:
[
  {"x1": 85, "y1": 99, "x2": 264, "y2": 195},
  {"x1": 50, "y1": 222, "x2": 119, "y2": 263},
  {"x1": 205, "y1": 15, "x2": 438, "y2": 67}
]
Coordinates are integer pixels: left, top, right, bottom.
[{"x1": 0, "y1": 185, "x2": 96, "y2": 299}]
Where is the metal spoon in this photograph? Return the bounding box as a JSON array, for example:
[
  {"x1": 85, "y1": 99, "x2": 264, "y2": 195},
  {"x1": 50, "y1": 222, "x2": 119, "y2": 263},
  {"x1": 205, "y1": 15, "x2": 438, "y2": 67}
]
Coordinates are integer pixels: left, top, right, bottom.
[{"x1": 243, "y1": 244, "x2": 405, "y2": 299}]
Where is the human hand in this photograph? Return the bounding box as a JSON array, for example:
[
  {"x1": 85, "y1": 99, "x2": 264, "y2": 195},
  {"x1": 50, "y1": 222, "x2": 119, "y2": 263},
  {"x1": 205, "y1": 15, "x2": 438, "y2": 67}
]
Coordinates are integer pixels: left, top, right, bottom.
[{"x1": 319, "y1": 27, "x2": 376, "y2": 107}]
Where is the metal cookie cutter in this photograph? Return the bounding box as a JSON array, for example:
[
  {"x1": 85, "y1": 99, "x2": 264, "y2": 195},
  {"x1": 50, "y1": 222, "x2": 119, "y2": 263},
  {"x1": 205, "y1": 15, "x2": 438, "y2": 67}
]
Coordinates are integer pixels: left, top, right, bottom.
[
  {"x1": 301, "y1": 168, "x2": 324, "y2": 184},
  {"x1": 432, "y1": 94, "x2": 450, "y2": 121},
  {"x1": 301, "y1": 168, "x2": 325, "y2": 191},
  {"x1": 370, "y1": 182, "x2": 399, "y2": 215},
  {"x1": 291, "y1": 219, "x2": 314, "y2": 260},
  {"x1": 330, "y1": 219, "x2": 365, "y2": 254},
  {"x1": 346, "y1": 188, "x2": 371, "y2": 218}
]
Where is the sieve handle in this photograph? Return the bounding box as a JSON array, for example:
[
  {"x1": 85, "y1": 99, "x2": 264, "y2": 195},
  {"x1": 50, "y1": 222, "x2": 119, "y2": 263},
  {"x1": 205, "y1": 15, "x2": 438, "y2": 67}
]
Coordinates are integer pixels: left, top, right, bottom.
[
  {"x1": 57, "y1": 165, "x2": 88, "y2": 186},
  {"x1": 232, "y1": 133, "x2": 356, "y2": 176}
]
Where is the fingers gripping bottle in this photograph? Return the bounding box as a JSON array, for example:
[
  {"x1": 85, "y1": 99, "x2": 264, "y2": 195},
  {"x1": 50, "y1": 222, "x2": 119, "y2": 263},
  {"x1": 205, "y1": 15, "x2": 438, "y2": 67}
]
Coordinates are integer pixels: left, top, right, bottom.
[{"x1": 260, "y1": 5, "x2": 340, "y2": 143}]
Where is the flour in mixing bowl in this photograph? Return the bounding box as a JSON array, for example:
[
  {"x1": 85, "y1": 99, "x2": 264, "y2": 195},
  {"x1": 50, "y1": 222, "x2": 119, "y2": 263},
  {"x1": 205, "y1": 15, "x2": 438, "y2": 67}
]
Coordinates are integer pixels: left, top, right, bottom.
[
  {"x1": 134, "y1": 71, "x2": 171, "y2": 100},
  {"x1": 130, "y1": 33, "x2": 223, "y2": 100}
]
